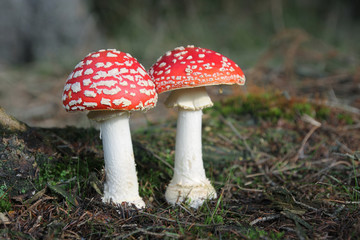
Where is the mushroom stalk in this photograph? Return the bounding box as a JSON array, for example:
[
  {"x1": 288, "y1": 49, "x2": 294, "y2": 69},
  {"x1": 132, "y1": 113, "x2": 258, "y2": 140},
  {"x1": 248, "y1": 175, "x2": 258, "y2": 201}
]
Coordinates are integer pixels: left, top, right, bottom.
[
  {"x1": 173, "y1": 109, "x2": 206, "y2": 184},
  {"x1": 99, "y1": 113, "x2": 145, "y2": 209},
  {"x1": 165, "y1": 106, "x2": 217, "y2": 208}
]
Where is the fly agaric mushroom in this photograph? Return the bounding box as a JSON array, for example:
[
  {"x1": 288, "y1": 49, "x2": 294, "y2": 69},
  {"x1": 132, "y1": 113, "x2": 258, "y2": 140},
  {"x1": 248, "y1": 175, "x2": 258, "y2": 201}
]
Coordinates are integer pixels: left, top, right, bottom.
[
  {"x1": 62, "y1": 49, "x2": 157, "y2": 209},
  {"x1": 149, "y1": 45, "x2": 245, "y2": 208}
]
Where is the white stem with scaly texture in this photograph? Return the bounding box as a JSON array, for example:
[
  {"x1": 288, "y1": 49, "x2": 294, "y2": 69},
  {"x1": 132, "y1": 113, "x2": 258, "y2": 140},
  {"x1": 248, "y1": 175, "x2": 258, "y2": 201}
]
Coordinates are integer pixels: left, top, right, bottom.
[
  {"x1": 99, "y1": 113, "x2": 145, "y2": 209},
  {"x1": 165, "y1": 109, "x2": 217, "y2": 208}
]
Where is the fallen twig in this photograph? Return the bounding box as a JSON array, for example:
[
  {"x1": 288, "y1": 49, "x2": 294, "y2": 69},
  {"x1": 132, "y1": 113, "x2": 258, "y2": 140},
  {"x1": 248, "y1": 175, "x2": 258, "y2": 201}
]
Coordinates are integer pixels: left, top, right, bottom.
[
  {"x1": 323, "y1": 199, "x2": 360, "y2": 205},
  {"x1": 250, "y1": 214, "x2": 281, "y2": 226},
  {"x1": 293, "y1": 114, "x2": 321, "y2": 162}
]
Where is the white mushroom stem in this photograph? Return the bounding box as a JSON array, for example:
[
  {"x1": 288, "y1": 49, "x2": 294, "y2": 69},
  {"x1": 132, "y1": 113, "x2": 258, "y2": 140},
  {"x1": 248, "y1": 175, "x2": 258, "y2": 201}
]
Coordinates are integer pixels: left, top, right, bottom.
[
  {"x1": 165, "y1": 87, "x2": 217, "y2": 208},
  {"x1": 89, "y1": 111, "x2": 145, "y2": 209}
]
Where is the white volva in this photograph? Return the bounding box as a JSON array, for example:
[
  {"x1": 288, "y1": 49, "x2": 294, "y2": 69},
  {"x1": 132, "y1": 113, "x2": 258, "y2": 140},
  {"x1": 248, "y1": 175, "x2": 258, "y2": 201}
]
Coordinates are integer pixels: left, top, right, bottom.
[
  {"x1": 97, "y1": 113, "x2": 145, "y2": 209},
  {"x1": 165, "y1": 87, "x2": 217, "y2": 208}
]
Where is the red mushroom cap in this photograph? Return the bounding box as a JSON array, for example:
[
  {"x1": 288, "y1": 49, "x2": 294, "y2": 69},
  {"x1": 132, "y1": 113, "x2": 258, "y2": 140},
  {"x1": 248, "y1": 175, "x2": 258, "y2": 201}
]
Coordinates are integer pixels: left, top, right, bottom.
[
  {"x1": 149, "y1": 46, "x2": 245, "y2": 94},
  {"x1": 62, "y1": 49, "x2": 157, "y2": 112}
]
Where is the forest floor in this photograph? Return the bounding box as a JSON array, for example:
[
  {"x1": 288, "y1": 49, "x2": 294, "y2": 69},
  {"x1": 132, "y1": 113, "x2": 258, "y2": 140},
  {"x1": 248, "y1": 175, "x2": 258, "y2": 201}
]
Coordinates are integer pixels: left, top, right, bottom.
[{"x1": 1, "y1": 30, "x2": 360, "y2": 239}]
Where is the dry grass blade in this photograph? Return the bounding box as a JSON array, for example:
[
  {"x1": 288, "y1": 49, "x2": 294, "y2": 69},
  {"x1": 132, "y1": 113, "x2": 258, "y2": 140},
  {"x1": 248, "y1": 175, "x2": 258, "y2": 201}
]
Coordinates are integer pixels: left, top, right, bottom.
[{"x1": 219, "y1": 115, "x2": 255, "y2": 159}]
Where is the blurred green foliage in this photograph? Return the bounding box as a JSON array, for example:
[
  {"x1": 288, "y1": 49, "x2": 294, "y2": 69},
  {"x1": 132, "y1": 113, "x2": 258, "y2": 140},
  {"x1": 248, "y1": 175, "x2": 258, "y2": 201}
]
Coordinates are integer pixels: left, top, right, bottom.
[{"x1": 208, "y1": 92, "x2": 331, "y2": 122}]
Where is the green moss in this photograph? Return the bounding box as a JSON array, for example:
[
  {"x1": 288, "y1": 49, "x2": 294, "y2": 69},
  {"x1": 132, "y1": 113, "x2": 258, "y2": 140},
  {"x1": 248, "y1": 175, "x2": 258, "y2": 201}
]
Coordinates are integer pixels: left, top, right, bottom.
[
  {"x1": 208, "y1": 92, "x2": 331, "y2": 123},
  {"x1": 316, "y1": 106, "x2": 331, "y2": 120},
  {"x1": 35, "y1": 154, "x2": 93, "y2": 193},
  {"x1": 0, "y1": 184, "x2": 12, "y2": 211},
  {"x1": 337, "y1": 113, "x2": 354, "y2": 125},
  {"x1": 293, "y1": 102, "x2": 314, "y2": 117}
]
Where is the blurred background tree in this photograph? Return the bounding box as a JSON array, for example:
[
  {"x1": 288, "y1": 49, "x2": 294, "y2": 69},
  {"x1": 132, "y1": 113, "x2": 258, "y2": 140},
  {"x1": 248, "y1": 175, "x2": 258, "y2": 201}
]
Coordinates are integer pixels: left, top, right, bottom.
[
  {"x1": 0, "y1": 0, "x2": 359, "y2": 128},
  {"x1": 1, "y1": 0, "x2": 359, "y2": 68}
]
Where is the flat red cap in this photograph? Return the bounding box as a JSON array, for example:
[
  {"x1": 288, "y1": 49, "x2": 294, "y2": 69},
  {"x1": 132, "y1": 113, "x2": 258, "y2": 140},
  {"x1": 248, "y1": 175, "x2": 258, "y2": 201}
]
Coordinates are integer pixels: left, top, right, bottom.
[
  {"x1": 149, "y1": 46, "x2": 245, "y2": 93},
  {"x1": 62, "y1": 49, "x2": 157, "y2": 112}
]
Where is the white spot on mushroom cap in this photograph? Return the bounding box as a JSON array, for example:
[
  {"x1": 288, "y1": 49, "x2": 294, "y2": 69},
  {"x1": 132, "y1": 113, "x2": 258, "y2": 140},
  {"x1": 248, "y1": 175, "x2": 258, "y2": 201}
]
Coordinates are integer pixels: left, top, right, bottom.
[
  {"x1": 74, "y1": 61, "x2": 84, "y2": 69},
  {"x1": 83, "y1": 79, "x2": 91, "y2": 86},
  {"x1": 62, "y1": 94, "x2": 67, "y2": 101},
  {"x1": 90, "y1": 80, "x2": 117, "y2": 88},
  {"x1": 149, "y1": 68, "x2": 154, "y2": 75},
  {"x1": 122, "y1": 75, "x2": 134, "y2": 81},
  {"x1": 135, "y1": 101, "x2": 144, "y2": 109},
  {"x1": 107, "y1": 52, "x2": 117, "y2": 57},
  {"x1": 186, "y1": 55, "x2": 193, "y2": 60},
  {"x1": 92, "y1": 53, "x2": 100, "y2": 58},
  {"x1": 101, "y1": 98, "x2": 112, "y2": 106},
  {"x1": 174, "y1": 46, "x2": 185, "y2": 51},
  {"x1": 84, "y1": 90, "x2": 97, "y2": 97},
  {"x1": 137, "y1": 80, "x2": 149, "y2": 87},
  {"x1": 71, "y1": 106, "x2": 85, "y2": 110},
  {"x1": 86, "y1": 60, "x2": 93, "y2": 65},
  {"x1": 69, "y1": 98, "x2": 82, "y2": 106},
  {"x1": 92, "y1": 68, "x2": 120, "y2": 80},
  {"x1": 73, "y1": 70, "x2": 83, "y2": 78},
  {"x1": 95, "y1": 62, "x2": 105, "y2": 68},
  {"x1": 124, "y1": 61, "x2": 132, "y2": 67},
  {"x1": 113, "y1": 97, "x2": 132, "y2": 107},
  {"x1": 185, "y1": 67, "x2": 193, "y2": 74},
  {"x1": 71, "y1": 82, "x2": 81, "y2": 93},
  {"x1": 137, "y1": 67, "x2": 147, "y2": 76},
  {"x1": 119, "y1": 68, "x2": 129, "y2": 74},
  {"x1": 119, "y1": 80, "x2": 128, "y2": 86},
  {"x1": 140, "y1": 88, "x2": 154, "y2": 96},
  {"x1": 198, "y1": 54, "x2": 205, "y2": 58},
  {"x1": 64, "y1": 83, "x2": 71, "y2": 91},
  {"x1": 108, "y1": 68, "x2": 120, "y2": 76},
  {"x1": 144, "y1": 96, "x2": 157, "y2": 106},
  {"x1": 84, "y1": 68, "x2": 94, "y2": 75},
  {"x1": 130, "y1": 84, "x2": 136, "y2": 88},
  {"x1": 83, "y1": 102, "x2": 97, "y2": 107},
  {"x1": 66, "y1": 72, "x2": 74, "y2": 81},
  {"x1": 103, "y1": 86, "x2": 121, "y2": 95},
  {"x1": 159, "y1": 62, "x2": 166, "y2": 68}
]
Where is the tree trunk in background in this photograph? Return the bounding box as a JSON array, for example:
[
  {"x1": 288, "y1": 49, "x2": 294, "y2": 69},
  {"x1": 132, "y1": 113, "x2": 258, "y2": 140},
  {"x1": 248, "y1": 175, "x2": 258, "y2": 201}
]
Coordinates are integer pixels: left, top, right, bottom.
[{"x1": 0, "y1": 0, "x2": 102, "y2": 65}]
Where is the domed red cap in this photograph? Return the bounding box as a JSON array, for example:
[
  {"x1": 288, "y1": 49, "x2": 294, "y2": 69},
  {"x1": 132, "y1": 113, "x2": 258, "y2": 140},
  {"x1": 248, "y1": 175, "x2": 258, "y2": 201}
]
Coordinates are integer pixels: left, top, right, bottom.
[
  {"x1": 62, "y1": 49, "x2": 157, "y2": 112},
  {"x1": 149, "y1": 46, "x2": 245, "y2": 93}
]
